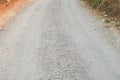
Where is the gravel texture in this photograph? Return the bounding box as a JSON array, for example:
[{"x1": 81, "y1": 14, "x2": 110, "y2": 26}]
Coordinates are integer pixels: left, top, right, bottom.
[{"x1": 0, "y1": 0, "x2": 120, "y2": 80}]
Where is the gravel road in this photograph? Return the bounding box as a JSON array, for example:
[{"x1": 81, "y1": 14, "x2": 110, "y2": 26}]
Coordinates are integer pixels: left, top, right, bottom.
[{"x1": 0, "y1": 0, "x2": 120, "y2": 80}]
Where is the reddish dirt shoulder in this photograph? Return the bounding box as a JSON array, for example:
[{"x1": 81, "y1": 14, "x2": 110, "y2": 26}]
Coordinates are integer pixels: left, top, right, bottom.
[{"x1": 0, "y1": 0, "x2": 33, "y2": 30}]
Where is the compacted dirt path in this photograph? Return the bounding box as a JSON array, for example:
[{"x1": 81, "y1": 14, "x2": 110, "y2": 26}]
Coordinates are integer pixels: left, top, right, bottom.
[{"x1": 0, "y1": 0, "x2": 120, "y2": 80}]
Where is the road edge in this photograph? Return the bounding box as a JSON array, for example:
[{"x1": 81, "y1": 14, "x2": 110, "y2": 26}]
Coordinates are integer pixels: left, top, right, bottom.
[{"x1": 0, "y1": 0, "x2": 34, "y2": 31}]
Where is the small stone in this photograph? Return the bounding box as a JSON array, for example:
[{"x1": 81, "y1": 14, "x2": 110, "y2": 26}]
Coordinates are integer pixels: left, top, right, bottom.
[
  {"x1": 104, "y1": 14, "x2": 108, "y2": 17},
  {"x1": 102, "y1": 19, "x2": 105, "y2": 22},
  {"x1": 111, "y1": 21, "x2": 116, "y2": 24},
  {"x1": 109, "y1": 28, "x2": 114, "y2": 31},
  {"x1": 7, "y1": 0, "x2": 12, "y2": 2}
]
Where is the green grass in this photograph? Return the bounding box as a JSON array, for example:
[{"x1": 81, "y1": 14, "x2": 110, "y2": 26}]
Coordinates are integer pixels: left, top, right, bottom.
[
  {"x1": 93, "y1": 0, "x2": 105, "y2": 9},
  {"x1": 85, "y1": 0, "x2": 105, "y2": 9}
]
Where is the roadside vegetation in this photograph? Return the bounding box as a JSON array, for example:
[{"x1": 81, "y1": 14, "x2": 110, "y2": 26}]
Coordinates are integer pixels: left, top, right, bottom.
[{"x1": 84, "y1": 0, "x2": 120, "y2": 29}]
